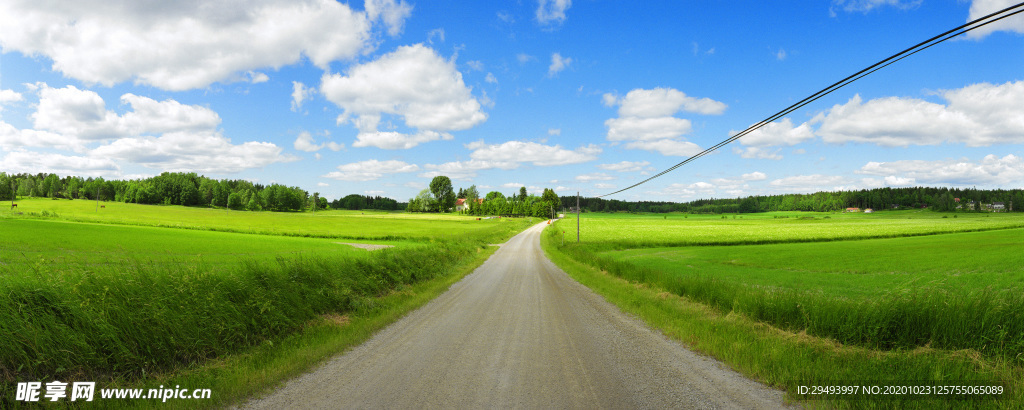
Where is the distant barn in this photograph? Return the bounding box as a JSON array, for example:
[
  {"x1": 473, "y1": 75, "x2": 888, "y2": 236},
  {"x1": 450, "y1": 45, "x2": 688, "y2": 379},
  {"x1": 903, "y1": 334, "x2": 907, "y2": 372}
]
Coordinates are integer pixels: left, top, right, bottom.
[{"x1": 845, "y1": 207, "x2": 860, "y2": 213}]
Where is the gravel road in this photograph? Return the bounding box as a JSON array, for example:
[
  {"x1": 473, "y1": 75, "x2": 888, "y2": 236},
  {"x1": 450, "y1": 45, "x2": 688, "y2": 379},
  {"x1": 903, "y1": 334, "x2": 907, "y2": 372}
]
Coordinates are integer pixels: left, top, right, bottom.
[{"x1": 243, "y1": 221, "x2": 792, "y2": 409}]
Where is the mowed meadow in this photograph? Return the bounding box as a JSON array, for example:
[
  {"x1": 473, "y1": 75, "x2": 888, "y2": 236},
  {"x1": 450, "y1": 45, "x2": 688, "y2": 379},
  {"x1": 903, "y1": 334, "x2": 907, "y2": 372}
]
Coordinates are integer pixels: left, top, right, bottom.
[
  {"x1": 0, "y1": 197, "x2": 537, "y2": 406},
  {"x1": 545, "y1": 211, "x2": 1024, "y2": 408},
  {"x1": 4, "y1": 196, "x2": 501, "y2": 241}
]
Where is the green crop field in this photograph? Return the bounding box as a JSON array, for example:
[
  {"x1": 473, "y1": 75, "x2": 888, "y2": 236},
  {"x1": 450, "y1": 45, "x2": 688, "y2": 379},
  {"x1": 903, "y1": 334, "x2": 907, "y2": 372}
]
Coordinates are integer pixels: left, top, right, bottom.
[
  {"x1": 3, "y1": 197, "x2": 505, "y2": 240},
  {"x1": 0, "y1": 198, "x2": 538, "y2": 406},
  {"x1": 546, "y1": 211, "x2": 1024, "y2": 408},
  {"x1": 1, "y1": 219, "x2": 376, "y2": 270},
  {"x1": 601, "y1": 228, "x2": 1024, "y2": 298},
  {"x1": 570, "y1": 210, "x2": 1024, "y2": 248}
]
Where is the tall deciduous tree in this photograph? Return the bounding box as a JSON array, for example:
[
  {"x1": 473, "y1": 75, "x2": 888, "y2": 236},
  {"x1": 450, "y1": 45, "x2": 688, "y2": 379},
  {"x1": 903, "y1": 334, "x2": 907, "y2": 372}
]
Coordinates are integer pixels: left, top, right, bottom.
[
  {"x1": 0, "y1": 173, "x2": 13, "y2": 201},
  {"x1": 430, "y1": 176, "x2": 455, "y2": 212},
  {"x1": 464, "y1": 185, "x2": 480, "y2": 214},
  {"x1": 414, "y1": 189, "x2": 436, "y2": 213},
  {"x1": 541, "y1": 188, "x2": 559, "y2": 218}
]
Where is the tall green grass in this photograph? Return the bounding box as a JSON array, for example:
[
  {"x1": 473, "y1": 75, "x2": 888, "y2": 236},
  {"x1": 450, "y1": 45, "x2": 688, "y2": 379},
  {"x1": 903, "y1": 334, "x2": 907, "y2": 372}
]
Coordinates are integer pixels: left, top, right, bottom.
[
  {"x1": 554, "y1": 222, "x2": 1024, "y2": 364},
  {"x1": 0, "y1": 216, "x2": 537, "y2": 391},
  {"x1": 541, "y1": 225, "x2": 1023, "y2": 409}
]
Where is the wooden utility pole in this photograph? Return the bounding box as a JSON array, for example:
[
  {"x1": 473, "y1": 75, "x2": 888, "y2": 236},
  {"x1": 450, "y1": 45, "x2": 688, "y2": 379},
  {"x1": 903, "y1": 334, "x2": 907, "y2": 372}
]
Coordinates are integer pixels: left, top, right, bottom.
[{"x1": 576, "y1": 191, "x2": 580, "y2": 243}]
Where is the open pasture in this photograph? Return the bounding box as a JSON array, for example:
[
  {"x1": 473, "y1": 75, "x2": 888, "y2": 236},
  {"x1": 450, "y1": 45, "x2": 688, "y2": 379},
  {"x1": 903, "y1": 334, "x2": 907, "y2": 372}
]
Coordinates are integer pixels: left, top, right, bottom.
[
  {"x1": 0, "y1": 219, "x2": 376, "y2": 270},
  {"x1": 570, "y1": 210, "x2": 1024, "y2": 248},
  {"x1": 2, "y1": 197, "x2": 504, "y2": 240},
  {"x1": 552, "y1": 211, "x2": 1024, "y2": 363},
  {"x1": 601, "y1": 228, "x2": 1024, "y2": 299}
]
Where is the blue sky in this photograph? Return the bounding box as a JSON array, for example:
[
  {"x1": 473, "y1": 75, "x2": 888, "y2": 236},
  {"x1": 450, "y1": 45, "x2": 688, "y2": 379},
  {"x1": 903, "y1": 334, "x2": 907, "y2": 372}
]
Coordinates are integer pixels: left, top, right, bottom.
[{"x1": 1, "y1": 0, "x2": 1022, "y2": 202}]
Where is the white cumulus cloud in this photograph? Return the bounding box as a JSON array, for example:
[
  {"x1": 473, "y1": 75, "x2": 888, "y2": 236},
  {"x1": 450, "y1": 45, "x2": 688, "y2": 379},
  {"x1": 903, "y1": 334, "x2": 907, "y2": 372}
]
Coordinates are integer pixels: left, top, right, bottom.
[
  {"x1": 603, "y1": 87, "x2": 725, "y2": 157},
  {"x1": 421, "y1": 159, "x2": 514, "y2": 180},
  {"x1": 321, "y1": 44, "x2": 487, "y2": 149},
  {"x1": 814, "y1": 81, "x2": 1024, "y2": 147},
  {"x1": 353, "y1": 130, "x2": 454, "y2": 150},
  {"x1": 598, "y1": 160, "x2": 650, "y2": 172},
  {"x1": 365, "y1": 0, "x2": 414, "y2": 37},
  {"x1": 575, "y1": 173, "x2": 614, "y2": 182},
  {"x1": 294, "y1": 131, "x2": 343, "y2": 152},
  {"x1": 536, "y1": 0, "x2": 572, "y2": 25},
  {"x1": 856, "y1": 154, "x2": 1024, "y2": 186},
  {"x1": 0, "y1": 0, "x2": 380, "y2": 90},
  {"x1": 605, "y1": 117, "x2": 693, "y2": 142},
  {"x1": 322, "y1": 159, "x2": 420, "y2": 181},
  {"x1": 735, "y1": 118, "x2": 815, "y2": 148},
  {"x1": 548, "y1": 52, "x2": 572, "y2": 77},
  {"x1": 624, "y1": 140, "x2": 702, "y2": 157},
  {"x1": 3, "y1": 83, "x2": 296, "y2": 174},
  {"x1": 93, "y1": 133, "x2": 295, "y2": 174},
  {"x1": 423, "y1": 140, "x2": 601, "y2": 180},
  {"x1": 609, "y1": 87, "x2": 727, "y2": 117},
  {"x1": 0, "y1": 89, "x2": 23, "y2": 106},
  {"x1": 0, "y1": 150, "x2": 120, "y2": 177},
  {"x1": 769, "y1": 174, "x2": 850, "y2": 191},
  {"x1": 966, "y1": 0, "x2": 1024, "y2": 39},
  {"x1": 466, "y1": 140, "x2": 600, "y2": 167},
  {"x1": 742, "y1": 171, "x2": 767, "y2": 181},
  {"x1": 291, "y1": 82, "x2": 315, "y2": 112}
]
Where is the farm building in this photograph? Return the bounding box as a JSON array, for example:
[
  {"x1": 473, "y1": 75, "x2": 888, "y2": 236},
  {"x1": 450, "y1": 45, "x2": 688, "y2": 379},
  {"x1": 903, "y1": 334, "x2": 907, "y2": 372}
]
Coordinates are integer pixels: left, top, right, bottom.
[
  {"x1": 991, "y1": 202, "x2": 1006, "y2": 212},
  {"x1": 845, "y1": 207, "x2": 860, "y2": 213},
  {"x1": 454, "y1": 198, "x2": 483, "y2": 212},
  {"x1": 864, "y1": 208, "x2": 874, "y2": 213}
]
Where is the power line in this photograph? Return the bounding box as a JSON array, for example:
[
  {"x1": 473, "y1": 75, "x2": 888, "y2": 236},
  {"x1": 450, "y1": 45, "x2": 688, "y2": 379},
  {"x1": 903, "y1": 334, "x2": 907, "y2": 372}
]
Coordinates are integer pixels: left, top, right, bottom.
[{"x1": 597, "y1": 2, "x2": 1024, "y2": 198}]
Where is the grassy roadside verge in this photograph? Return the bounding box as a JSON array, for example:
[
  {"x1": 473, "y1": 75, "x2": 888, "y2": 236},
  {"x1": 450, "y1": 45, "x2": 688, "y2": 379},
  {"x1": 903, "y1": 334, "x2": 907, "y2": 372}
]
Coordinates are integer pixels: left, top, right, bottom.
[
  {"x1": 130, "y1": 242, "x2": 504, "y2": 409},
  {"x1": 540, "y1": 222, "x2": 1023, "y2": 409}
]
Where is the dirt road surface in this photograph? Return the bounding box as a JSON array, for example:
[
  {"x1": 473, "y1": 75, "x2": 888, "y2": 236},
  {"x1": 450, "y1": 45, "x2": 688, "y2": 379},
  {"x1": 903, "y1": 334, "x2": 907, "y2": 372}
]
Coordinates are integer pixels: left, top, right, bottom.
[{"x1": 244, "y1": 221, "x2": 792, "y2": 409}]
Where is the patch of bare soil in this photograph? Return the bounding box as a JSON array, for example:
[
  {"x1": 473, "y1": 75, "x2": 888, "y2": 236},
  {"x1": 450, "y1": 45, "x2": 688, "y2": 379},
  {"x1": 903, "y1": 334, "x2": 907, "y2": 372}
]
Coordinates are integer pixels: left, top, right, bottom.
[{"x1": 335, "y1": 242, "x2": 394, "y2": 251}]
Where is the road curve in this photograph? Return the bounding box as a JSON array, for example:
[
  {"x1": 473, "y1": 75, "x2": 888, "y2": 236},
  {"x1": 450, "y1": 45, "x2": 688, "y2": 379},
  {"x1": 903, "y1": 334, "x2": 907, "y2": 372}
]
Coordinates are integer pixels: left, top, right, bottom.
[{"x1": 244, "y1": 221, "x2": 792, "y2": 409}]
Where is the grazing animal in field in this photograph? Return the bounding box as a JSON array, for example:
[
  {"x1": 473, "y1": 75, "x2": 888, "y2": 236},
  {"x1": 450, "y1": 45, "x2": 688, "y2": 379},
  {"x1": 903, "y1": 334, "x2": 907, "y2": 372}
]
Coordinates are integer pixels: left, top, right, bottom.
[
  {"x1": 100, "y1": 205, "x2": 105, "y2": 209},
  {"x1": 10, "y1": 203, "x2": 16, "y2": 209}
]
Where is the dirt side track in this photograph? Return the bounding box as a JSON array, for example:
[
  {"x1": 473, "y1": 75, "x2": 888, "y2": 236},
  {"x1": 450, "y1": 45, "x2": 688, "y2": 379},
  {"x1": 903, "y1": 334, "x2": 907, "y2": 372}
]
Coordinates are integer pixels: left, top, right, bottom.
[{"x1": 244, "y1": 221, "x2": 792, "y2": 409}]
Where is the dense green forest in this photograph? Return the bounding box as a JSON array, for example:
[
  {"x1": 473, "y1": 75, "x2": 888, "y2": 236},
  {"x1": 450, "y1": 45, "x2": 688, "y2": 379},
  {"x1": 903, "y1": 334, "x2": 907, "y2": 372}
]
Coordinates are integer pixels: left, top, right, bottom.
[
  {"x1": 560, "y1": 186, "x2": 1023, "y2": 214},
  {"x1": 0, "y1": 172, "x2": 403, "y2": 212},
  {"x1": 331, "y1": 194, "x2": 403, "y2": 211}
]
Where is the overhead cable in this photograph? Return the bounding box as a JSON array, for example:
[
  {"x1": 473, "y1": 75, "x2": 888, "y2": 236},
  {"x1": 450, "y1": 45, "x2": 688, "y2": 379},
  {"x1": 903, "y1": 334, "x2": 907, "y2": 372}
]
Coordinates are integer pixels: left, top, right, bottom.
[{"x1": 597, "y1": 2, "x2": 1024, "y2": 198}]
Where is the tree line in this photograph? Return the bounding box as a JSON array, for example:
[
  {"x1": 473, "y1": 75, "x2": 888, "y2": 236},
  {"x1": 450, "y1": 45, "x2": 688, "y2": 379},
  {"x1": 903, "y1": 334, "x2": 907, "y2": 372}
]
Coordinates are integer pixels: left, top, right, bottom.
[
  {"x1": 562, "y1": 186, "x2": 1023, "y2": 214},
  {"x1": 407, "y1": 176, "x2": 561, "y2": 218},
  {"x1": 0, "y1": 172, "x2": 399, "y2": 213},
  {"x1": 330, "y1": 194, "x2": 403, "y2": 211}
]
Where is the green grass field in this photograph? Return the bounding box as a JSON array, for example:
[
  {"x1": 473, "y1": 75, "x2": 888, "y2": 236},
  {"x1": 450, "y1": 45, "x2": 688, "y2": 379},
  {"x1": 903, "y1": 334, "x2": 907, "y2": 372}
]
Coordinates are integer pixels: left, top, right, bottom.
[
  {"x1": 547, "y1": 211, "x2": 1024, "y2": 408},
  {"x1": 602, "y1": 228, "x2": 1024, "y2": 298},
  {"x1": 3, "y1": 197, "x2": 505, "y2": 240},
  {"x1": 1, "y1": 219, "x2": 375, "y2": 270},
  {"x1": 0, "y1": 198, "x2": 538, "y2": 407},
  {"x1": 570, "y1": 210, "x2": 1024, "y2": 248}
]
